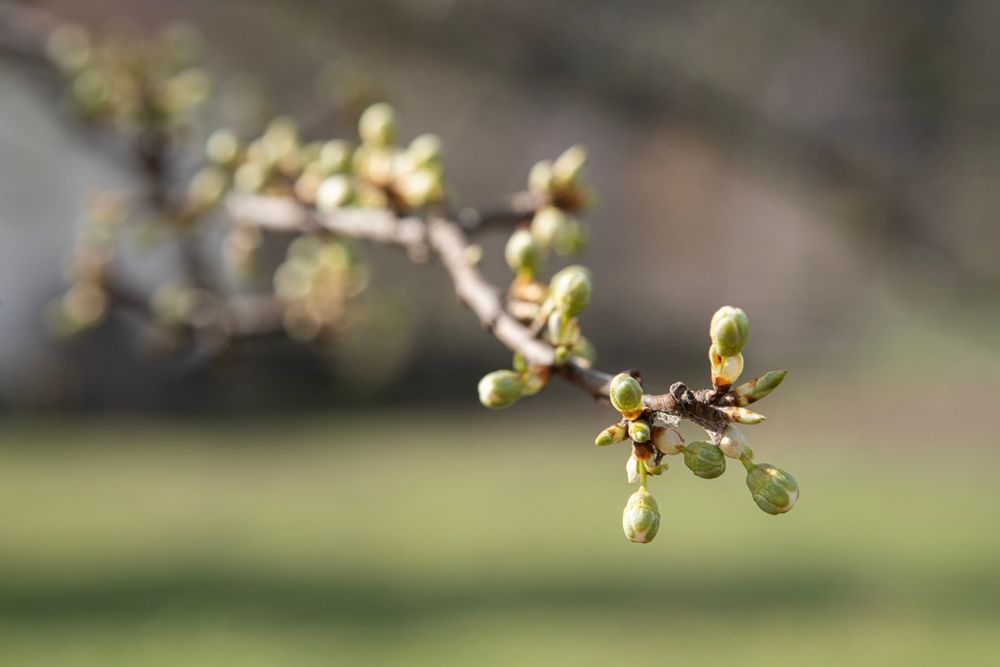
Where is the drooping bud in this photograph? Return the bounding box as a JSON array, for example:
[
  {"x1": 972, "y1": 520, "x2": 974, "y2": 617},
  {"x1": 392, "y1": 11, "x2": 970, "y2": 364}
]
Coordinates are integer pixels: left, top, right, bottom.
[
  {"x1": 746, "y1": 463, "x2": 799, "y2": 515},
  {"x1": 622, "y1": 488, "x2": 660, "y2": 544},
  {"x1": 710, "y1": 306, "x2": 750, "y2": 357},
  {"x1": 549, "y1": 265, "x2": 592, "y2": 317},
  {"x1": 628, "y1": 420, "x2": 651, "y2": 443},
  {"x1": 683, "y1": 441, "x2": 727, "y2": 479},
  {"x1": 477, "y1": 370, "x2": 524, "y2": 409},
  {"x1": 652, "y1": 423, "x2": 685, "y2": 455},
  {"x1": 733, "y1": 370, "x2": 787, "y2": 406},
  {"x1": 552, "y1": 144, "x2": 587, "y2": 188},
  {"x1": 625, "y1": 452, "x2": 641, "y2": 483},
  {"x1": 718, "y1": 406, "x2": 766, "y2": 425},
  {"x1": 709, "y1": 345, "x2": 744, "y2": 388},
  {"x1": 505, "y1": 229, "x2": 541, "y2": 277},
  {"x1": 358, "y1": 102, "x2": 398, "y2": 147},
  {"x1": 596, "y1": 422, "x2": 628, "y2": 446},
  {"x1": 530, "y1": 206, "x2": 569, "y2": 248},
  {"x1": 609, "y1": 373, "x2": 644, "y2": 420},
  {"x1": 528, "y1": 160, "x2": 555, "y2": 197},
  {"x1": 718, "y1": 425, "x2": 748, "y2": 459}
]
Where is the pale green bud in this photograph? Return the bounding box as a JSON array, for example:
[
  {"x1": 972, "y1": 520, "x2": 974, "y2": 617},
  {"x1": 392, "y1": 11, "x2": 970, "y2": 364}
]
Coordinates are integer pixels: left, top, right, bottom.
[
  {"x1": 530, "y1": 206, "x2": 568, "y2": 248},
  {"x1": 512, "y1": 352, "x2": 528, "y2": 374},
  {"x1": 318, "y1": 140, "x2": 353, "y2": 174},
  {"x1": 397, "y1": 167, "x2": 443, "y2": 208},
  {"x1": 553, "y1": 216, "x2": 588, "y2": 256},
  {"x1": 528, "y1": 160, "x2": 555, "y2": 197},
  {"x1": 316, "y1": 175, "x2": 354, "y2": 212},
  {"x1": 187, "y1": 166, "x2": 229, "y2": 210},
  {"x1": 746, "y1": 464, "x2": 799, "y2": 515},
  {"x1": 718, "y1": 425, "x2": 748, "y2": 459},
  {"x1": 596, "y1": 422, "x2": 628, "y2": 446},
  {"x1": 546, "y1": 311, "x2": 579, "y2": 347},
  {"x1": 407, "y1": 133, "x2": 443, "y2": 168},
  {"x1": 206, "y1": 129, "x2": 240, "y2": 166},
  {"x1": 477, "y1": 370, "x2": 524, "y2": 409},
  {"x1": 552, "y1": 144, "x2": 587, "y2": 187},
  {"x1": 733, "y1": 370, "x2": 787, "y2": 406},
  {"x1": 609, "y1": 373, "x2": 643, "y2": 420},
  {"x1": 709, "y1": 345, "x2": 744, "y2": 388},
  {"x1": 46, "y1": 25, "x2": 91, "y2": 73},
  {"x1": 628, "y1": 420, "x2": 651, "y2": 443},
  {"x1": 623, "y1": 488, "x2": 660, "y2": 544},
  {"x1": 710, "y1": 306, "x2": 750, "y2": 357},
  {"x1": 625, "y1": 453, "x2": 641, "y2": 483},
  {"x1": 549, "y1": 265, "x2": 592, "y2": 317},
  {"x1": 359, "y1": 102, "x2": 398, "y2": 147},
  {"x1": 505, "y1": 229, "x2": 541, "y2": 275},
  {"x1": 683, "y1": 441, "x2": 726, "y2": 479},
  {"x1": 234, "y1": 162, "x2": 267, "y2": 193},
  {"x1": 520, "y1": 365, "x2": 549, "y2": 396},
  {"x1": 718, "y1": 406, "x2": 766, "y2": 425},
  {"x1": 163, "y1": 67, "x2": 211, "y2": 114},
  {"x1": 652, "y1": 423, "x2": 684, "y2": 455}
]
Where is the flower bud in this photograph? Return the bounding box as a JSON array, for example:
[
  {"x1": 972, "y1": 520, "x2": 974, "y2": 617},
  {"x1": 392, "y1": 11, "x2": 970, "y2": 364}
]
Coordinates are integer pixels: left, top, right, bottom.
[
  {"x1": 477, "y1": 370, "x2": 524, "y2": 409},
  {"x1": 652, "y1": 423, "x2": 684, "y2": 455},
  {"x1": 733, "y1": 370, "x2": 787, "y2": 406},
  {"x1": 622, "y1": 488, "x2": 660, "y2": 544},
  {"x1": 710, "y1": 306, "x2": 749, "y2": 357},
  {"x1": 626, "y1": 453, "x2": 641, "y2": 483},
  {"x1": 528, "y1": 160, "x2": 555, "y2": 197},
  {"x1": 746, "y1": 463, "x2": 799, "y2": 515},
  {"x1": 683, "y1": 441, "x2": 726, "y2": 479},
  {"x1": 234, "y1": 162, "x2": 267, "y2": 193},
  {"x1": 552, "y1": 144, "x2": 587, "y2": 187},
  {"x1": 505, "y1": 229, "x2": 541, "y2": 276},
  {"x1": 397, "y1": 167, "x2": 443, "y2": 208},
  {"x1": 609, "y1": 373, "x2": 644, "y2": 420},
  {"x1": 628, "y1": 420, "x2": 651, "y2": 443},
  {"x1": 358, "y1": 102, "x2": 398, "y2": 147},
  {"x1": 319, "y1": 140, "x2": 353, "y2": 174},
  {"x1": 596, "y1": 422, "x2": 628, "y2": 446},
  {"x1": 546, "y1": 311, "x2": 579, "y2": 347},
  {"x1": 530, "y1": 206, "x2": 568, "y2": 248},
  {"x1": 407, "y1": 133, "x2": 443, "y2": 168},
  {"x1": 709, "y1": 345, "x2": 744, "y2": 388},
  {"x1": 718, "y1": 425, "x2": 748, "y2": 459},
  {"x1": 206, "y1": 129, "x2": 240, "y2": 166},
  {"x1": 718, "y1": 406, "x2": 766, "y2": 425},
  {"x1": 644, "y1": 459, "x2": 667, "y2": 475},
  {"x1": 520, "y1": 365, "x2": 550, "y2": 396},
  {"x1": 553, "y1": 216, "x2": 588, "y2": 256},
  {"x1": 187, "y1": 166, "x2": 228, "y2": 210},
  {"x1": 316, "y1": 175, "x2": 354, "y2": 212},
  {"x1": 549, "y1": 265, "x2": 592, "y2": 317}
]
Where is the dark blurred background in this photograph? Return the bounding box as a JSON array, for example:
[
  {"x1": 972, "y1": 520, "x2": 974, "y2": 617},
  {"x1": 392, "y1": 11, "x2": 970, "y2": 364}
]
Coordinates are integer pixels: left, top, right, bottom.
[{"x1": 1, "y1": 1, "x2": 998, "y2": 665}]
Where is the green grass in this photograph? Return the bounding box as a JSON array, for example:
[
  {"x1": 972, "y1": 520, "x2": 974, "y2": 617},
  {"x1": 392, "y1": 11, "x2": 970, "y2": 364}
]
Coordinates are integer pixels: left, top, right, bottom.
[{"x1": 0, "y1": 409, "x2": 997, "y2": 666}]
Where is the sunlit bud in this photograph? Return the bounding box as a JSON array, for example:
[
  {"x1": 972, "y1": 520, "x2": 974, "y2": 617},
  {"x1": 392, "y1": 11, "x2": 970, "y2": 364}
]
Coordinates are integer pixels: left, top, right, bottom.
[
  {"x1": 294, "y1": 164, "x2": 326, "y2": 204},
  {"x1": 397, "y1": 167, "x2": 443, "y2": 208},
  {"x1": 234, "y1": 162, "x2": 267, "y2": 193},
  {"x1": 569, "y1": 336, "x2": 596, "y2": 368},
  {"x1": 746, "y1": 463, "x2": 799, "y2": 515},
  {"x1": 530, "y1": 206, "x2": 568, "y2": 248},
  {"x1": 628, "y1": 420, "x2": 651, "y2": 443},
  {"x1": 609, "y1": 373, "x2": 644, "y2": 420},
  {"x1": 407, "y1": 133, "x2": 443, "y2": 168},
  {"x1": 46, "y1": 25, "x2": 91, "y2": 73},
  {"x1": 316, "y1": 175, "x2": 354, "y2": 212},
  {"x1": 718, "y1": 425, "x2": 748, "y2": 459},
  {"x1": 683, "y1": 441, "x2": 726, "y2": 479},
  {"x1": 354, "y1": 182, "x2": 390, "y2": 209},
  {"x1": 549, "y1": 265, "x2": 592, "y2": 317},
  {"x1": 595, "y1": 422, "x2": 628, "y2": 446},
  {"x1": 552, "y1": 144, "x2": 587, "y2": 187},
  {"x1": 520, "y1": 365, "x2": 550, "y2": 396},
  {"x1": 733, "y1": 370, "x2": 787, "y2": 406},
  {"x1": 625, "y1": 453, "x2": 641, "y2": 483},
  {"x1": 528, "y1": 160, "x2": 555, "y2": 197},
  {"x1": 358, "y1": 102, "x2": 398, "y2": 147},
  {"x1": 710, "y1": 306, "x2": 750, "y2": 357},
  {"x1": 718, "y1": 406, "x2": 766, "y2": 425},
  {"x1": 553, "y1": 216, "x2": 588, "y2": 256},
  {"x1": 652, "y1": 423, "x2": 685, "y2": 455},
  {"x1": 206, "y1": 128, "x2": 240, "y2": 166},
  {"x1": 623, "y1": 488, "x2": 660, "y2": 544},
  {"x1": 354, "y1": 146, "x2": 397, "y2": 187},
  {"x1": 163, "y1": 67, "x2": 211, "y2": 114},
  {"x1": 477, "y1": 370, "x2": 524, "y2": 409},
  {"x1": 709, "y1": 345, "x2": 744, "y2": 388},
  {"x1": 319, "y1": 140, "x2": 353, "y2": 174},
  {"x1": 505, "y1": 229, "x2": 541, "y2": 276},
  {"x1": 187, "y1": 166, "x2": 228, "y2": 210}
]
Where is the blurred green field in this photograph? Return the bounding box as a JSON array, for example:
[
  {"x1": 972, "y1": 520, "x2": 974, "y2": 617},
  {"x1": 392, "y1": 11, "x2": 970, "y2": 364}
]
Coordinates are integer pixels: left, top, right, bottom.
[{"x1": 1, "y1": 399, "x2": 998, "y2": 666}]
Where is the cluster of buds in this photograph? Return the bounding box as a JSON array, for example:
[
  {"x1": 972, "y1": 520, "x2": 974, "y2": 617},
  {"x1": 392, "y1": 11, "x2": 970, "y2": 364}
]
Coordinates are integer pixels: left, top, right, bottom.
[
  {"x1": 591, "y1": 306, "x2": 799, "y2": 544},
  {"x1": 46, "y1": 23, "x2": 210, "y2": 133}
]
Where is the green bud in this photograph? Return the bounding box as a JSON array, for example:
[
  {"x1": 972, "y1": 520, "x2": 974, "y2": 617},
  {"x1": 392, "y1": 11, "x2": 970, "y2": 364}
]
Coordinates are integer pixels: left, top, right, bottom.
[
  {"x1": 746, "y1": 464, "x2": 799, "y2": 515},
  {"x1": 710, "y1": 306, "x2": 750, "y2": 357},
  {"x1": 553, "y1": 216, "x2": 588, "y2": 256},
  {"x1": 407, "y1": 133, "x2": 443, "y2": 168},
  {"x1": 718, "y1": 425, "x2": 748, "y2": 459},
  {"x1": 709, "y1": 345, "x2": 744, "y2": 388},
  {"x1": 206, "y1": 129, "x2": 240, "y2": 166},
  {"x1": 520, "y1": 365, "x2": 549, "y2": 396},
  {"x1": 718, "y1": 406, "x2": 766, "y2": 425},
  {"x1": 683, "y1": 441, "x2": 726, "y2": 479},
  {"x1": 530, "y1": 206, "x2": 568, "y2": 248},
  {"x1": 595, "y1": 423, "x2": 628, "y2": 446},
  {"x1": 505, "y1": 229, "x2": 541, "y2": 276},
  {"x1": 549, "y1": 265, "x2": 592, "y2": 317},
  {"x1": 397, "y1": 167, "x2": 443, "y2": 208},
  {"x1": 318, "y1": 140, "x2": 353, "y2": 174},
  {"x1": 609, "y1": 373, "x2": 644, "y2": 420},
  {"x1": 187, "y1": 166, "x2": 229, "y2": 210},
  {"x1": 234, "y1": 162, "x2": 267, "y2": 193},
  {"x1": 733, "y1": 370, "x2": 787, "y2": 406},
  {"x1": 622, "y1": 488, "x2": 660, "y2": 544},
  {"x1": 359, "y1": 102, "x2": 398, "y2": 147},
  {"x1": 512, "y1": 352, "x2": 528, "y2": 374},
  {"x1": 477, "y1": 370, "x2": 524, "y2": 409},
  {"x1": 652, "y1": 423, "x2": 684, "y2": 455},
  {"x1": 316, "y1": 175, "x2": 354, "y2": 212},
  {"x1": 628, "y1": 420, "x2": 651, "y2": 443},
  {"x1": 528, "y1": 160, "x2": 555, "y2": 197},
  {"x1": 552, "y1": 144, "x2": 587, "y2": 187}
]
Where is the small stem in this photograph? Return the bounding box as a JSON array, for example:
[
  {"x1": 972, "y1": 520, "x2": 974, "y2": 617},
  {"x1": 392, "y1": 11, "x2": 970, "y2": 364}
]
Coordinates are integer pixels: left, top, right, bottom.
[{"x1": 639, "y1": 461, "x2": 648, "y2": 490}]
